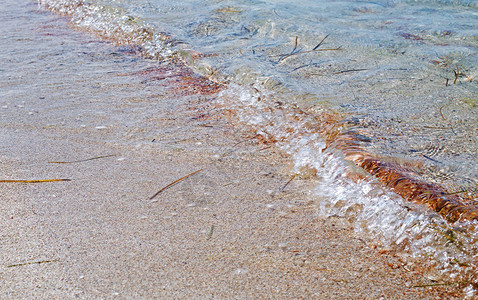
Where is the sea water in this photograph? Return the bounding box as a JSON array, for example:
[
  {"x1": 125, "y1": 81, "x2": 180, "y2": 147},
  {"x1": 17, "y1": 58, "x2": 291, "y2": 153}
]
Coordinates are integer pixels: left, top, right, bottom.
[{"x1": 32, "y1": 0, "x2": 478, "y2": 292}]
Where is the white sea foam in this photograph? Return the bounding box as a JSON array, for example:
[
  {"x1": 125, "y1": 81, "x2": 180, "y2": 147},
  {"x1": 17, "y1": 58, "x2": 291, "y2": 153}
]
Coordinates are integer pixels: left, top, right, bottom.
[{"x1": 219, "y1": 82, "x2": 478, "y2": 287}]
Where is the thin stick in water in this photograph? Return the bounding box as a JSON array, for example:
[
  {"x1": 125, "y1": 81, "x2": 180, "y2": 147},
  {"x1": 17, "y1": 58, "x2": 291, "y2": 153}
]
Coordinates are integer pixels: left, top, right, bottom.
[
  {"x1": 453, "y1": 66, "x2": 460, "y2": 84},
  {"x1": 291, "y1": 36, "x2": 299, "y2": 54},
  {"x1": 312, "y1": 34, "x2": 330, "y2": 51},
  {"x1": 439, "y1": 105, "x2": 447, "y2": 121},
  {"x1": 333, "y1": 69, "x2": 367, "y2": 75},
  {"x1": 278, "y1": 47, "x2": 342, "y2": 64}
]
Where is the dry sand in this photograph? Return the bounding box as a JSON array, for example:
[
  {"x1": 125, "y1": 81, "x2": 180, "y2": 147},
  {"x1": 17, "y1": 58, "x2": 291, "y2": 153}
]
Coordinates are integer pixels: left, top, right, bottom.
[{"x1": 0, "y1": 1, "x2": 462, "y2": 298}]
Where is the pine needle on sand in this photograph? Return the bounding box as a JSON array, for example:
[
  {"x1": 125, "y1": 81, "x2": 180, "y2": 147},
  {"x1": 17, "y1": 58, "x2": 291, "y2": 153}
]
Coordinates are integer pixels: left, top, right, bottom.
[
  {"x1": 412, "y1": 281, "x2": 467, "y2": 288},
  {"x1": 7, "y1": 259, "x2": 60, "y2": 267},
  {"x1": 49, "y1": 154, "x2": 117, "y2": 164},
  {"x1": 149, "y1": 169, "x2": 203, "y2": 200},
  {"x1": 0, "y1": 179, "x2": 71, "y2": 183},
  {"x1": 279, "y1": 174, "x2": 297, "y2": 192}
]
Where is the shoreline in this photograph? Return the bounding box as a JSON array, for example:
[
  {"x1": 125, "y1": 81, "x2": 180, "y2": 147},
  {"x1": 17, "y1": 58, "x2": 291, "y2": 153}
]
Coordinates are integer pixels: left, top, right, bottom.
[
  {"x1": 0, "y1": 1, "x2": 466, "y2": 298},
  {"x1": 38, "y1": 0, "x2": 478, "y2": 224}
]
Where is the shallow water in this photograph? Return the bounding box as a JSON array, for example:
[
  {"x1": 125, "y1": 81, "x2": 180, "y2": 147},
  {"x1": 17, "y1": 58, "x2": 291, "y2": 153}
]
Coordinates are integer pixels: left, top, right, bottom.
[
  {"x1": 21, "y1": 0, "x2": 478, "y2": 293},
  {"x1": 39, "y1": 0, "x2": 478, "y2": 193}
]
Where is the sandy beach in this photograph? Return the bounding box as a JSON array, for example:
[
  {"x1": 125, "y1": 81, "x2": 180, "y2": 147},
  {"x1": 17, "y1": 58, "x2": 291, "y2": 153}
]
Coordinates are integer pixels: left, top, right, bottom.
[{"x1": 0, "y1": 1, "x2": 465, "y2": 298}]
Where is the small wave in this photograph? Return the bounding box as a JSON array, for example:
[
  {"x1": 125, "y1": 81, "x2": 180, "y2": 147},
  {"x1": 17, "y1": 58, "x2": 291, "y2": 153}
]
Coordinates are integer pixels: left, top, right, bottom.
[
  {"x1": 39, "y1": 0, "x2": 478, "y2": 293},
  {"x1": 218, "y1": 82, "x2": 478, "y2": 292},
  {"x1": 37, "y1": 0, "x2": 208, "y2": 66}
]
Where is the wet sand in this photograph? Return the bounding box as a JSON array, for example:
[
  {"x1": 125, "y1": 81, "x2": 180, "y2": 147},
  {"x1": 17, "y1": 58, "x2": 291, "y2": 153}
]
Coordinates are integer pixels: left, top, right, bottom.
[{"x1": 0, "y1": 1, "x2": 463, "y2": 298}]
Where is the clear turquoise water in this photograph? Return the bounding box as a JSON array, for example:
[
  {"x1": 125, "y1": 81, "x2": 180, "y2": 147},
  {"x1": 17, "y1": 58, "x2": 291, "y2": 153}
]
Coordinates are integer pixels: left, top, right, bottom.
[{"x1": 47, "y1": 0, "x2": 478, "y2": 192}]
